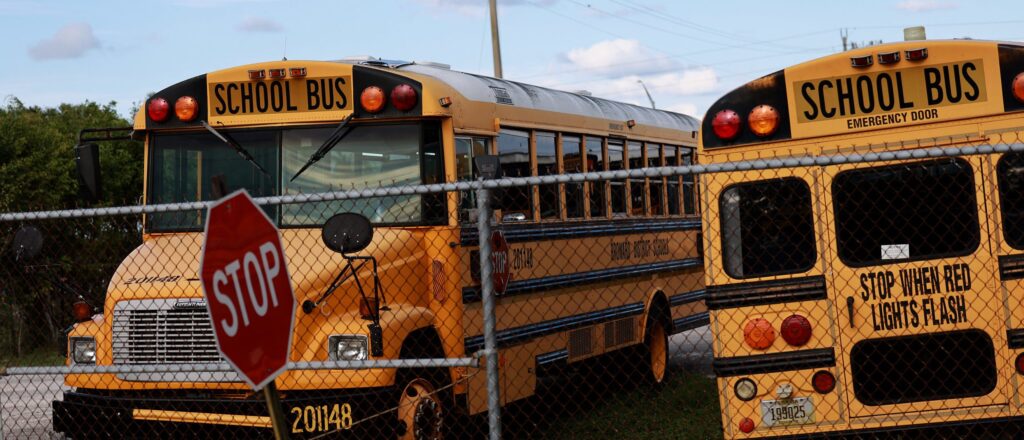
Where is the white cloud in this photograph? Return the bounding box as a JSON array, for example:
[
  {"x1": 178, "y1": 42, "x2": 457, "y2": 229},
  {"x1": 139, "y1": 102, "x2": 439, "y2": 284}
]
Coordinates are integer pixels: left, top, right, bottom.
[
  {"x1": 896, "y1": 0, "x2": 957, "y2": 11},
  {"x1": 414, "y1": 0, "x2": 554, "y2": 17},
  {"x1": 565, "y1": 39, "x2": 676, "y2": 77},
  {"x1": 29, "y1": 23, "x2": 100, "y2": 61},
  {"x1": 237, "y1": 16, "x2": 283, "y2": 33}
]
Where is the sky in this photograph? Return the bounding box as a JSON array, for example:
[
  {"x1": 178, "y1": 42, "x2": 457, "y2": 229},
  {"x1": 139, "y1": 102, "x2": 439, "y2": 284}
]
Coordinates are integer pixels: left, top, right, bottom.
[{"x1": 1, "y1": 0, "x2": 1023, "y2": 121}]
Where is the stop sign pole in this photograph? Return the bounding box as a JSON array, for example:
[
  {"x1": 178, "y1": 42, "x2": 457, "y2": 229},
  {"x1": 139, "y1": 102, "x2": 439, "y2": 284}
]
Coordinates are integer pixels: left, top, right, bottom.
[{"x1": 200, "y1": 189, "x2": 295, "y2": 439}]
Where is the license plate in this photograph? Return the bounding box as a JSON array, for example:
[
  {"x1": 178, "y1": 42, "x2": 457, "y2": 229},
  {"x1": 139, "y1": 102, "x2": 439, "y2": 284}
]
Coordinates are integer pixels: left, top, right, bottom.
[{"x1": 760, "y1": 397, "x2": 814, "y2": 427}]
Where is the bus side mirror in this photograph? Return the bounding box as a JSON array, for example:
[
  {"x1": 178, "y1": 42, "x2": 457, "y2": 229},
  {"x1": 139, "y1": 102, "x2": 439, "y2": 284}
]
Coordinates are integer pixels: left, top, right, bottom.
[{"x1": 75, "y1": 143, "x2": 102, "y2": 203}]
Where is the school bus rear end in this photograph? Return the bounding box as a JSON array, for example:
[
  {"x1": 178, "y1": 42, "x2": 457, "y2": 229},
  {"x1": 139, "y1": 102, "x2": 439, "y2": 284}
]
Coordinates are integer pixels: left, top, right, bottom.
[{"x1": 700, "y1": 40, "x2": 1024, "y2": 438}]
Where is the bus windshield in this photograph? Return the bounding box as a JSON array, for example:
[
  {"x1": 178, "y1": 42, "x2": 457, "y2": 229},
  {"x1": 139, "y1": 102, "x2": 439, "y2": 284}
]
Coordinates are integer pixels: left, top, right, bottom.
[{"x1": 147, "y1": 122, "x2": 443, "y2": 231}]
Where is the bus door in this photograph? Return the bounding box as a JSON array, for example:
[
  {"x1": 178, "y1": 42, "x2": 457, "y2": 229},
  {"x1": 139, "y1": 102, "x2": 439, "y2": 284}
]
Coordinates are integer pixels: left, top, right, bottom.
[
  {"x1": 990, "y1": 150, "x2": 1024, "y2": 410},
  {"x1": 820, "y1": 156, "x2": 1010, "y2": 418}
]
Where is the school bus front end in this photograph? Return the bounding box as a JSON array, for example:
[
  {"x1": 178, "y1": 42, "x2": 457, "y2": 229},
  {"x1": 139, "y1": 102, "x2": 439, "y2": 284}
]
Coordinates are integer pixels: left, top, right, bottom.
[
  {"x1": 701, "y1": 40, "x2": 1024, "y2": 438},
  {"x1": 52, "y1": 60, "x2": 467, "y2": 439}
]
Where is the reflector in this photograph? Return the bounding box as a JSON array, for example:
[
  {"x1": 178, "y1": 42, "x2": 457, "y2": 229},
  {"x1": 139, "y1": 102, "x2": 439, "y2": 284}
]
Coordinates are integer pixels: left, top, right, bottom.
[{"x1": 812, "y1": 370, "x2": 836, "y2": 394}]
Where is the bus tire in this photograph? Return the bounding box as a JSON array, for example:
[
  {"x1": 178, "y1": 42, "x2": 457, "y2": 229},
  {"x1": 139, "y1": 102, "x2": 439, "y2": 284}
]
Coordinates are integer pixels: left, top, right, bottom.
[
  {"x1": 640, "y1": 313, "x2": 670, "y2": 386},
  {"x1": 395, "y1": 369, "x2": 447, "y2": 440}
]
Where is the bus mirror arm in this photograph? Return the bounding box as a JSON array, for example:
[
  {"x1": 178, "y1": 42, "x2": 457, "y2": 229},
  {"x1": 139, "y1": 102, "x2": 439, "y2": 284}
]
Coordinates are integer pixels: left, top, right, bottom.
[{"x1": 302, "y1": 255, "x2": 387, "y2": 326}]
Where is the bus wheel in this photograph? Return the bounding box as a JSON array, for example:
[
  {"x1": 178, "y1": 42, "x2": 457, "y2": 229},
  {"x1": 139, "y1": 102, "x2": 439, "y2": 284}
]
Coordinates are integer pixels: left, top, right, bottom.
[
  {"x1": 642, "y1": 316, "x2": 669, "y2": 385},
  {"x1": 396, "y1": 375, "x2": 444, "y2": 440}
]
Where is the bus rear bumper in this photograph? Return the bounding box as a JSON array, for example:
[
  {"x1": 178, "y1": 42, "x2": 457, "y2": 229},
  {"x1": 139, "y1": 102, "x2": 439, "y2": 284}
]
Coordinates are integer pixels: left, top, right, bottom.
[
  {"x1": 761, "y1": 416, "x2": 1024, "y2": 439},
  {"x1": 52, "y1": 386, "x2": 397, "y2": 439}
]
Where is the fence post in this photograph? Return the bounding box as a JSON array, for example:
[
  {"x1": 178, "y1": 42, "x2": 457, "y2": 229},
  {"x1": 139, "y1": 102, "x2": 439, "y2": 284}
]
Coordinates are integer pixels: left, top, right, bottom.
[{"x1": 476, "y1": 182, "x2": 502, "y2": 440}]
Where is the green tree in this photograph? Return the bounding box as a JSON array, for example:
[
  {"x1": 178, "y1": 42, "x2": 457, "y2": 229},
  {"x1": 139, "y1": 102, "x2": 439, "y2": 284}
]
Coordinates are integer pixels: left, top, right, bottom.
[{"x1": 0, "y1": 98, "x2": 145, "y2": 362}]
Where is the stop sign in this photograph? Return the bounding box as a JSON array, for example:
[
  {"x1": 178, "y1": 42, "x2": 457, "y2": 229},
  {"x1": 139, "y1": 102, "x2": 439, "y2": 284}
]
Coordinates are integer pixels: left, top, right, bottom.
[
  {"x1": 200, "y1": 189, "x2": 295, "y2": 390},
  {"x1": 491, "y1": 230, "x2": 511, "y2": 294}
]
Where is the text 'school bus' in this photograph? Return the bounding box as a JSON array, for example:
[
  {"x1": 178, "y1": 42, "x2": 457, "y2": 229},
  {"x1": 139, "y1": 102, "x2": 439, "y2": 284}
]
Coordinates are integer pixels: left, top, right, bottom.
[
  {"x1": 699, "y1": 39, "x2": 1024, "y2": 439},
  {"x1": 52, "y1": 58, "x2": 706, "y2": 439}
]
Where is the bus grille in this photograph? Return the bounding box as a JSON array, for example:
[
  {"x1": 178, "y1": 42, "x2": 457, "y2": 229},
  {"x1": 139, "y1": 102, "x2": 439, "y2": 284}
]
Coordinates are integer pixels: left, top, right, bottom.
[
  {"x1": 850, "y1": 329, "x2": 996, "y2": 406},
  {"x1": 112, "y1": 299, "x2": 223, "y2": 365}
]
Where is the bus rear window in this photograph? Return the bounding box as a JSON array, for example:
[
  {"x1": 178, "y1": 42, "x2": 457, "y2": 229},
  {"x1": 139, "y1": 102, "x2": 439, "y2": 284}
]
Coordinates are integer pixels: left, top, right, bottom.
[
  {"x1": 720, "y1": 178, "x2": 816, "y2": 278},
  {"x1": 833, "y1": 158, "x2": 979, "y2": 266},
  {"x1": 997, "y1": 152, "x2": 1024, "y2": 249}
]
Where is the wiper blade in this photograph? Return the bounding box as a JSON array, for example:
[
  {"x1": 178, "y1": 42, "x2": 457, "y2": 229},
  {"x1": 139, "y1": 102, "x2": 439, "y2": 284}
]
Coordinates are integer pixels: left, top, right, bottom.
[
  {"x1": 290, "y1": 114, "x2": 357, "y2": 182},
  {"x1": 200, "y1": 121, "x2": 270, "y2": 176}
]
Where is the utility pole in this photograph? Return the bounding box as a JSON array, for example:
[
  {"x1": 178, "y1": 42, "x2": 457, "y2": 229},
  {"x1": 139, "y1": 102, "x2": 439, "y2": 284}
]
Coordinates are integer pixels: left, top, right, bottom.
[
  {"x1": 841, "y1": 28, "x2": 849, "y2": 51},
  {"x1": 638, "y1": 80, "x2": 655, "y2": 109},
  {"x1": 489, "y1": 0, "x2": 504, "y2": 78}
]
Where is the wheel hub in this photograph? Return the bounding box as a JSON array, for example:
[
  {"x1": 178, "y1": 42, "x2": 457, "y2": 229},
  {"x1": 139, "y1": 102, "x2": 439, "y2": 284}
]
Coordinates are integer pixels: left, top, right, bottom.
[{"x1": 413, "y1": 397, "x2": 442, "y2": 439}]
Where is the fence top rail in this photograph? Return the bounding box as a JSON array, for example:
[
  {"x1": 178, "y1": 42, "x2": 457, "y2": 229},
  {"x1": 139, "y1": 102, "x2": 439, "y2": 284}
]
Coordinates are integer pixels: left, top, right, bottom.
[
  {"x1": 3, "y1": 141, "x2": 1023, "y2": 222},
  {"x1": 1, "y1": 357, "x2": 479, "y2": 376}
]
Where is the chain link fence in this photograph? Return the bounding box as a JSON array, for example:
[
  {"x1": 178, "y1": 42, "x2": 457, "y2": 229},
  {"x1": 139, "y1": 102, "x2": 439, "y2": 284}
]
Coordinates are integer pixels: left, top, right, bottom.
[{"x1": 4, "y1": 134, "x2": 1024, "y2": 439}]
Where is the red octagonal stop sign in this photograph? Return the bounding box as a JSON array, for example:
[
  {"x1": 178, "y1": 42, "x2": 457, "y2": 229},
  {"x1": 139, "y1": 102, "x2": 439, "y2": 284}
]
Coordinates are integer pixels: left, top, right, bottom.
[{"x1": 200, "y1": 190, "x2": 296, "y2": 390}]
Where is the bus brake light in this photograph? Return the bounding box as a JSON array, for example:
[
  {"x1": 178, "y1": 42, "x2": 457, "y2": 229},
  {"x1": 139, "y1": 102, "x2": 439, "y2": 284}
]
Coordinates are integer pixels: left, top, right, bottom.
[
  {"x1": 174, "y1": 96, "x2": 198, "y2": 122},
  {"x1": 147, "y1": 97, "x2": 169, "y2": 122},
  {"x1": 712, "y1": 109, "x2": 741, "y2": 140},
  {"x1": 780, "y1": 314, "x2": 812, "y2": 346},
  {"x1": 1015, "y1": 353, "x2": 1024, "y2": 374},
  {"x1": 744, "y1": 318, "x2": 775, "y2": 350},
  {"x1": 812, "y1": 370, "x2": 836, "y2": 394},
  {"x1": 361, "y1": 86, "x2": 386, "y2": 113},
  {"x1": 1012, "y1": 73, "x2": 1024, "y2": 104},
  {"x1": 390, "y1": 84, "x2": 418, "y2": 111},
  {"x1": 748, "y1": 105, "x2": 780, "y2": 138},
  {"x1": 739, "y1": 417, "x2": 755, "y2": 433}
]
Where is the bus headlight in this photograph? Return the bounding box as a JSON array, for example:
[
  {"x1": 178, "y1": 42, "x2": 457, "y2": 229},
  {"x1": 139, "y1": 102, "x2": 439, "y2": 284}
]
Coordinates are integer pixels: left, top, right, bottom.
[
  {"x1": 329, "y1": 335, "x2": 368, "y2": 361},
  {"x1": 71, "y1": 337, "x2": 96, "y2": 364}
]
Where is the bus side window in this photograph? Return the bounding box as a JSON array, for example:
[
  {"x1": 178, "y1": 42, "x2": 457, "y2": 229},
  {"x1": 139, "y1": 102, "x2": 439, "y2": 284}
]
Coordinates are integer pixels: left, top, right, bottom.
[
  {"x1": 456, "y1": 136, "x2": 488, "y2": 223},
  {"x1": 647, "y1": 143, "x2": 664, "y2": 216},
  {"x1": 536, "y1": 131, "x2": 560, "y2": 220},
  {"x1": 628, "y1": 141, "x2": 646, "y2": 216},
  {"x1": 997, "y1": 152, "x2": 1024, "y2": 249},
  {"x1": 585, "y1": 136, "x2": 607, "y2": 219},
  {"x1": 563, "y1": 135, "x2": 584, "y2": 219},
  {"x1": 682, "y1": 148, "x2": 697, "y2": 215},
  {"x1": 608, "y1": 139, "x2": 627, "y2": 216},
  {"x1": 666, "y1": 146, "x2": 681, "y2": 216},
  {"x1": 498, "y1": 129, "x2": 533, "y2": 222},
  {"x1": 721, "y1": 177, "x2": 816, "y2": 278}
]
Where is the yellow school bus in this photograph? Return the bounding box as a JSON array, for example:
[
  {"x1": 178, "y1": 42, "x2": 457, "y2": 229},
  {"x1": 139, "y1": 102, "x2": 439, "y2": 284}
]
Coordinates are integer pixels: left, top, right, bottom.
[
  {"x1": 700, "y1": 39, "x2": 1024, "y2": 438},
  {"x1": 52, "y1": 57, "x2": 706, "y2": 438}
]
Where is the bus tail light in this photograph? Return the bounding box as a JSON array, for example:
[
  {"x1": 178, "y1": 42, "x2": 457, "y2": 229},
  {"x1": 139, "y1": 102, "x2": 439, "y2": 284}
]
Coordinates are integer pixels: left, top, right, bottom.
[
  {"x1": 147, "y1": 97, "x2": 169, "y2": 122},
  {"x1": 738, "y1": 417, "x2": 755, "y2": 433},
  {"x1": 174, "y1": 96, "x2": 198, "y2": 122},
  {"x1": 1012, "y1": 73, "x2": 1024, "y2": 104},
  {"x1": 1015, "y1": 353, "x2": 1024, "y2": 374},
  {"x1": 748, "y1": 105, "x2": 780, "y2": 138},
  {"x1": 361, "y1": 86, "x2": 386, "y2": 113},
  {"x1": 743, "y1": 318, "x2": 775, "y2": 350},
  {"x1": 812, "y1": 370, "x2": 836, "y2": 394},
  {"x1": 72, "y1": 300, "x2": 93, "y2": 323},
  {"x1": 780, "y1": 314, "x2": 812, "y2": 346},
  {"x1": 734, "y1": 378, "x2": 757, "y2": 401},
  {"x1": 712, "y1": 109, "x2": 741, "y2": 140},
  {"x1": 390, "y1": 84, "x2": 418, "y2": 111}
]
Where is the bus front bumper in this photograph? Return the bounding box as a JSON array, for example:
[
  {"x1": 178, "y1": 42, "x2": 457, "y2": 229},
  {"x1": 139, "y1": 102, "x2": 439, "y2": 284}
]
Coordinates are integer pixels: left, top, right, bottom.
[{"x1": 52, "y1": 386, "x2": 398, "y2": 439}]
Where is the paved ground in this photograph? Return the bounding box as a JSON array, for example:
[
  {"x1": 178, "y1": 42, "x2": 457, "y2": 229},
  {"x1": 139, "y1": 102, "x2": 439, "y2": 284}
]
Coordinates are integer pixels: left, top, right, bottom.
[{"x1": 0, "y1": 325, "x2": 715, "y2": 439}]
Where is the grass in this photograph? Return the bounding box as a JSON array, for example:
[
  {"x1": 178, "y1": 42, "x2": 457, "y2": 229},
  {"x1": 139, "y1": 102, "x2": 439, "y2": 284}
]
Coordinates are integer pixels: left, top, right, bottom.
[
  {"x1": 537, "y1": 370, "x2": 725, "y2": 440},
  {"x1": 0, "y1": 346, "x2": 65, "y2": 368}
]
